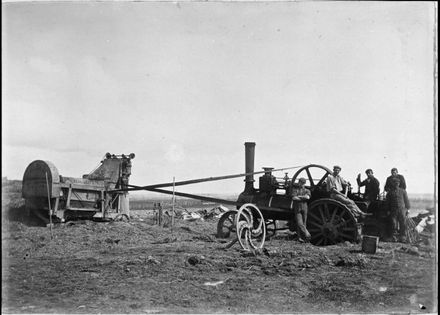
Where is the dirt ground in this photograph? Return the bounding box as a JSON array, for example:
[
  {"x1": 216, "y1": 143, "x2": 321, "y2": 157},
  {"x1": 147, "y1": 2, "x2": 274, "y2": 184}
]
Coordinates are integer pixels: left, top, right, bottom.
[{"x1": 1, "y1": 204, "x2": 437, "y2": 314}]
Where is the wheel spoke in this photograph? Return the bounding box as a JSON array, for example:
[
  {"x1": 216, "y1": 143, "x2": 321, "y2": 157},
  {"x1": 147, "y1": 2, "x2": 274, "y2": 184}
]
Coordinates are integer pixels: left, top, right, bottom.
[
  {"x1": 323, "y1": 203, "x2": 330, "y2": 220},
  {"x1": 329, "y1": 207, "x2": 338, "y2": 224},
  {"x1": 317, "y1": 172, "x2": 329, "y2": 187},
  {"x1": 305, "y1": 168, "x2": 314, "y2": 186},
  {"x1": 308, "y1": 220, "x2": 323, "y2": 229},
  {"x1": 318, "y1": 206, "x2": 326, "y2": 222},
  {"x1": 334, "y1": 220, "x2": 347, "y2": 229},
  {"x1": 340, "y1": 209, "x2": 356, "y2": 223},
  {"x1": 308, "y1": 211, "x2": 322, "y2": 223}
]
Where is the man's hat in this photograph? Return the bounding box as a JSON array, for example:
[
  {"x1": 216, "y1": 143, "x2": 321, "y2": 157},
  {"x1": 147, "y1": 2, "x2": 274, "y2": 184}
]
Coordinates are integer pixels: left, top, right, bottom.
[
  {"x1": 333, "y1": 165, "x2": 341, "y2": 170},
  {"x1": 365, "y1": 169, "x2": 373, "y2": 174}
]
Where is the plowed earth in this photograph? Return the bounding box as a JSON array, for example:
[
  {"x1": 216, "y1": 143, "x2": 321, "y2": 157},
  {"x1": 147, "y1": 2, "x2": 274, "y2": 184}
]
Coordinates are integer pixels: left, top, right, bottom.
[{"x1": 1, "y1": 208, "x2": 437, "y2": 314}]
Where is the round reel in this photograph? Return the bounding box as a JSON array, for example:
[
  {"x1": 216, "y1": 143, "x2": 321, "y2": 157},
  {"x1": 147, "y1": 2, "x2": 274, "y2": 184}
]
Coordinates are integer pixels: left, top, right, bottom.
[{"x1": 235, "y1": 203, "x2": 266, "y2": 251}]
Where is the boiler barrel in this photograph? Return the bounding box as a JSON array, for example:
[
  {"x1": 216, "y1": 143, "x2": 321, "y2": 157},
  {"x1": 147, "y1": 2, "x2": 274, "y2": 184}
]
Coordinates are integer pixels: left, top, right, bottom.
[
  {"x1": 256, "y1": 195, "x2": 296, "y2": 220},
  {"x1": 238, "y1": 192, "x2": 297, "y2": 221},
  {"x1": 22, "y1": 160, "x2": 61, "y2": 199}
]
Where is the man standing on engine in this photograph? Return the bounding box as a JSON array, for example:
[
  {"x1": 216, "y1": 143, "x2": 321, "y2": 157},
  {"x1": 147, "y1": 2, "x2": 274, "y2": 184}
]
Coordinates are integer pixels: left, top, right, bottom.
[
  {"x1": 384, "y1": 168, "x2": 407, "y2": 192},
  {"x1": 259, "y1": 167, "x2": 279, "y2": 196},
  {"x1": 291, "y1": 177, "x2": 311, "y2": 242},
  {"x1": 356, "y1": 169, "x2": 380, "y2": 203}
]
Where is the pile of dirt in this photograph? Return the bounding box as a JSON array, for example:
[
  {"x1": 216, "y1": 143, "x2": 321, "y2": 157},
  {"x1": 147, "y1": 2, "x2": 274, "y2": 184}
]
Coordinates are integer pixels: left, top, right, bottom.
[{"x1": 1, "y1": 208, "x2": 437, "y2": 314}]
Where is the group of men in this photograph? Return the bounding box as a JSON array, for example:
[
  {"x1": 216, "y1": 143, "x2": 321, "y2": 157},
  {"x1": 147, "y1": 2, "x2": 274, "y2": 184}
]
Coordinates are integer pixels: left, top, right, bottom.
[{"x1": 285, "y1": 166, "x2": 410, "y2": 243}]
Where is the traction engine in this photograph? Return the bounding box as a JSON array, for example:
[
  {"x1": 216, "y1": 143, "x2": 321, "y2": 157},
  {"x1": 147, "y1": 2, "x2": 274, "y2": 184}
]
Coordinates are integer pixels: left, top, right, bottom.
[{"x1": 217, "y1": 143, "x2": 369, "y2": 246}]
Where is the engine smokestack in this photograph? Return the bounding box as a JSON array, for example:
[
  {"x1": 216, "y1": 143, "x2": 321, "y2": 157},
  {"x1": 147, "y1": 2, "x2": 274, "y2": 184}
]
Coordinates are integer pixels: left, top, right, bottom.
[{"x1": 244, "y1": 142, "x2": 256, "y2": 193}]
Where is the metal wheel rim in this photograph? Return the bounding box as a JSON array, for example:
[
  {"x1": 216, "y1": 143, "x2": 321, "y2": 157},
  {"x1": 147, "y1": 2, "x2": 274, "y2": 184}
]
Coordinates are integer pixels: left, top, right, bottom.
[
  {"x1": 307, "y1": 198, "x2": 358, "y2": 246},
  {"x1": 235, "y1": 203, "x2": 266, "y2": 251},
  {"x1": 291, "y1": 164, "x2": 332, "y2": 189}
]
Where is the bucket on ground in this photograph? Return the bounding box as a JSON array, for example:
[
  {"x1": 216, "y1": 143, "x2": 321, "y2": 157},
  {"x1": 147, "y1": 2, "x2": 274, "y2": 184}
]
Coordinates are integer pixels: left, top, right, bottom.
[{"x1": 362, "y1": 235, "x2": 379, "y2": 254}]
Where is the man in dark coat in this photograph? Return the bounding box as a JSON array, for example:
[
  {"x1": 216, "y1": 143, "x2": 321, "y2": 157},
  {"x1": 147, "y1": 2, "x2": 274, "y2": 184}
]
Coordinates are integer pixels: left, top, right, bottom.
[
  {"x1": 356, "y1": 169, "x2": 380, "y2": 203},
  {"x1": 259, "y1": 167, "x2": 278, "y2": 196},
  {"x1": 386, "y1": 178, "x2": 411, "y2": 242},
  {"x1": 384, "y1": 168, "x2": 407, "y2": 192}
]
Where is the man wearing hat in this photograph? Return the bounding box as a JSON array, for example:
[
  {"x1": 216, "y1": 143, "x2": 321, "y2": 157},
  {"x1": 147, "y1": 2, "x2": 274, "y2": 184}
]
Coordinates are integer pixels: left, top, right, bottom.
[
  {"x1": 259, "y1": 167, "x2": 279, "y2": 196},
  {"x1": 384, "y1": 168, "x2": 407, "y2": 192},
  {"x1": 326, "y1": 165, "x2": 368, "y2": 218},
  {"x1": 385, "y1": 177, "x2": 411, "y2": 242},
  {"x1": 356, "y1": 169, "x2": 380, "y2": 203},
  {"x1": 291, "y1": 177, "x2": 311, "y2": 242}
]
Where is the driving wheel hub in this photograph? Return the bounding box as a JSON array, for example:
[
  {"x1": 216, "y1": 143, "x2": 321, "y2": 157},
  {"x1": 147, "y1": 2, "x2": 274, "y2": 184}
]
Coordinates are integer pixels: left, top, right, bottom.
[{"x1": 322, "y1": 222, "x2": 338, "y2": 238}]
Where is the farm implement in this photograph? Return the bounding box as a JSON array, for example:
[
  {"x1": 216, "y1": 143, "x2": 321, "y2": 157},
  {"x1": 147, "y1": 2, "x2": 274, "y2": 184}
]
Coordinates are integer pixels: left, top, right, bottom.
[
  {"x1": 22, "y1": 143, "x2": 389, "y2": 250},
  {"x1": 22, "y1": 153, "x2": 135, "y2": 223}
]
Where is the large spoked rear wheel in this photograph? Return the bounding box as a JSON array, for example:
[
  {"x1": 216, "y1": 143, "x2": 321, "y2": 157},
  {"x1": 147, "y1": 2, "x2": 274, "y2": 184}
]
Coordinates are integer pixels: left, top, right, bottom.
[{"x1": 307, "y1": 198, "x2": 358, "y2": 246}]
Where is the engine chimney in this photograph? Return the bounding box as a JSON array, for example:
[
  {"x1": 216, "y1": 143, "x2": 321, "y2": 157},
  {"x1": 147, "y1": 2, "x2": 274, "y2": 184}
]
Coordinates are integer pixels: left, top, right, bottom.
[{"x1": 244, "y1": 142, "x2": 256, "y2": 193}]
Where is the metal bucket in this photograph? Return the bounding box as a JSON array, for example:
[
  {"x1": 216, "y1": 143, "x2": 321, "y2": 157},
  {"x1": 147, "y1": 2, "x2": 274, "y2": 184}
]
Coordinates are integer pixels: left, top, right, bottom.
[{"x1": 362, "y1": 235, "x2": 379, "y2": 254}]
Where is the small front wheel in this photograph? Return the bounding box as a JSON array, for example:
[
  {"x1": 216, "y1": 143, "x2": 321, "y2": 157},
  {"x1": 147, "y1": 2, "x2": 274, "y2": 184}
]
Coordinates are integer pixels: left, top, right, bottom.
[{"x1": 236, "y1": 203, "x2": 266, "y2": 251}]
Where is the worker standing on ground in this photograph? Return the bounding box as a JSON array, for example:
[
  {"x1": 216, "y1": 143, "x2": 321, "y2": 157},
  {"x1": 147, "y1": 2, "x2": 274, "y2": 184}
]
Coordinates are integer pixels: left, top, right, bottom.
[
  {"x1": 384, "y1": 168, "x2": 407, "y2": 192},
  {"x1": 386, "y1": 177, "x2": 411, "y2": 242},
  {"x1": 356, "y1": 169, "x2": 380, "y2": 204},
  {"x1": 119, "y1": 154, "x2": 134, "y2": 218},
  {"x1": 291, "y1": 177, "x2": 311, "y2": 242},
  {"x1": 326, "y1": 165, "x2": 369, "y2": 219}
]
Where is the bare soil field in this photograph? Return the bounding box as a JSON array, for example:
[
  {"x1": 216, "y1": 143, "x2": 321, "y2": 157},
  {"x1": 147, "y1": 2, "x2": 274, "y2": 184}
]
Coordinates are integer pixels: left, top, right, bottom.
[{"x1": 1, "y1": 203, "x2": 437, "y2": 314}]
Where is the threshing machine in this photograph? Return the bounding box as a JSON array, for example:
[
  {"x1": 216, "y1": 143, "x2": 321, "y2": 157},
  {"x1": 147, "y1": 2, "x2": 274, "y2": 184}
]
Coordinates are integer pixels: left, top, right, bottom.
[{"x1": 22, "y1": 153, "x2": 135, "y2": 223}]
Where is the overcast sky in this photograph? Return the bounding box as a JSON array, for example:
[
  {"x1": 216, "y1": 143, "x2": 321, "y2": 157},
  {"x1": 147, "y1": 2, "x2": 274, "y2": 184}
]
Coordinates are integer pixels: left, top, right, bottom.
[{"x1": 2, "y1": 1, "x2": 437, "y2": 196}]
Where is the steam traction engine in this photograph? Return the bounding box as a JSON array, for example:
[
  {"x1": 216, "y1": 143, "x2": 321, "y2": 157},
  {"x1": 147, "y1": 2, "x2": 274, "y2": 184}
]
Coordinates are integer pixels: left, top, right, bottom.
[
  {"x1": 217, "y1": 142, "x2": 370, "y2": 246},
  {"x1": 22, "y1": 153, "x2": 135, "y2": 223}
]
